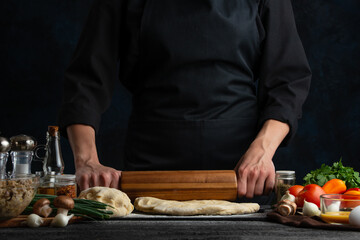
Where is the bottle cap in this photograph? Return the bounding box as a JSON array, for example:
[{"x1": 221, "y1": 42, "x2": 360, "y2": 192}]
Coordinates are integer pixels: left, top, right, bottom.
[
  {"x1": 48, "y1": 126, "x2": 59, "y2": 137},
  {"x1": 276, "y1": 170, "x2": 295, "y2": 179}
]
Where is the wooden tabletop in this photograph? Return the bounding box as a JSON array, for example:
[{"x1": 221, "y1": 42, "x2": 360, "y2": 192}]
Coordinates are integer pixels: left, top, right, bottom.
[{"x1": 1, "y1": 212, "x2": 360, "y2": 240}]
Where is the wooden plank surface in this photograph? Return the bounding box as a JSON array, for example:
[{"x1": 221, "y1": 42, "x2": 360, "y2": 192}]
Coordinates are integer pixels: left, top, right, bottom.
[{"x1": 0, "y1": 215, "x2": 82, "y2": 228}]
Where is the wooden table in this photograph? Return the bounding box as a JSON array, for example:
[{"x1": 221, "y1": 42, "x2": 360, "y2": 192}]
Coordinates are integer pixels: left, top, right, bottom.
[{"x1": 1, "y1": 210, "x2": 360, "y2": 240}]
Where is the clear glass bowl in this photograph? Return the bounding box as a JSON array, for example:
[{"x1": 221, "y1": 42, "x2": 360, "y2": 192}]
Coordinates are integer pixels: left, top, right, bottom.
[
  {"x1": 320, "y1": 193, "x2": 360, "y2": 224},
  {"x1": 0, "y1": 175, "x2": 39, "y2": 221}
]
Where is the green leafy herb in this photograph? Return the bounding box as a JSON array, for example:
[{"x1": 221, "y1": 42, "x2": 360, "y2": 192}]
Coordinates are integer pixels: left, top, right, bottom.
[{"x1": 303, "y1": 159, "x2": 360, "y2": 189}]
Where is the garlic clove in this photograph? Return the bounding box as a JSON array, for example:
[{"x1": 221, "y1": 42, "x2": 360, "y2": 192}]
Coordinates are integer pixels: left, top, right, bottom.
[
  {"x1": 51, "y1": 214, "x2": 74, "y2": 228},
  {"x1": 303, "y1": 200, "x2": 321, "y2": 217},
  {"x1": 26, "y1": 214, "x2": 44, "y2": 228},
  {"x1": 280, "y1": 191, "x2": 296, "y2": 202}
]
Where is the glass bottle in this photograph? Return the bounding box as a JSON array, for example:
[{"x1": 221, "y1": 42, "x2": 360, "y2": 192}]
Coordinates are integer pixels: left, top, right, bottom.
[
  {"x1": 275, "y1": 170, "x2": 296, "y2": 202},
  {"x1": 43, "y1": 126, "x2": 64, "y2": 175}
]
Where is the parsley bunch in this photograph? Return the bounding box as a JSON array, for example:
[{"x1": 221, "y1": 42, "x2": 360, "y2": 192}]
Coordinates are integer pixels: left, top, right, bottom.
[{"x1": 303, "y1": 159, "x2": 360, "y2": 189}]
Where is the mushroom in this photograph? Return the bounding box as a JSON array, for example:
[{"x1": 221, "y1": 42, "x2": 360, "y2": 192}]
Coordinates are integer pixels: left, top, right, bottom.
[
  {"x1": 276, "y1": 200, "x2": 297, "y2": 216},
  {"x1": 33, "y1": 198, "x2": 53, "y2": 218},
  {"x1": 53, "y1": 196, "x2": 74, "y2": 215}
]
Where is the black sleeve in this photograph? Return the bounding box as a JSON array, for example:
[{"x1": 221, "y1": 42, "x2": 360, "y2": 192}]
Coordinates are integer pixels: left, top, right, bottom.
[
  {"x1": 257, "y1": 0, "x2": 312, "y2": 145},
  {"x1": 58, "y1": 0, "x2": 123, "y2": 136}
]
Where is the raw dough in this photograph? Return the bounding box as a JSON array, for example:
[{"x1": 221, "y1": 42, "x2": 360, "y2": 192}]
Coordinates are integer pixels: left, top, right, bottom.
[
  {"x1": 134, "y1": 197, "x2": 260, "y2": 216},
  {"x1": 78, "y1": 187, "x2": 133, "y2": 217}
]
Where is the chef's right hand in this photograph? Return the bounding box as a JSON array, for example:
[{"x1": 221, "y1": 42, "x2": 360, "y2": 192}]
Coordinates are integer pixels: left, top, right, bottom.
[
  {"x1": 75, "y1": 161, "x2": 122, "y2": 191},
  {"x1": 66, "y1": 124, "x2": 122, "y2": 191}
]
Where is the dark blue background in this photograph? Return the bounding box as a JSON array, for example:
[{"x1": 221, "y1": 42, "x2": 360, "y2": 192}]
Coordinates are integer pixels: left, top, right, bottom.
[{"x1": 1, "y1": 0, "x2": 359, "y2": 184}]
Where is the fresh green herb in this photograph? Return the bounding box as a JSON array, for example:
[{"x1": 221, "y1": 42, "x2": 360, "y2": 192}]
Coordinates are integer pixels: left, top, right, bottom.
[
  {"x1": 22, "y1": 194, "x2": 113, "y2": 219},
  {"x1": 303, "y1": 159, "x2": 360, "y2": 189}
]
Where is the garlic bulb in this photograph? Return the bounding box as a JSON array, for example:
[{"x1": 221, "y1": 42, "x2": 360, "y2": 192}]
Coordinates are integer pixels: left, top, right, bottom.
[
  {"x1": 280, "y1": 191, "x2": 295, "y2": 202},
  {"x1": 303, "y1": 200, "x2": 321, "y2": 217}
]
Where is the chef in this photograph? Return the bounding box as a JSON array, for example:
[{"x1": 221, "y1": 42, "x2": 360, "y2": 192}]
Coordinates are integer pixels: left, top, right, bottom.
[{"x1": 58, "y1": 0, "x2": 311, "y2": 199}]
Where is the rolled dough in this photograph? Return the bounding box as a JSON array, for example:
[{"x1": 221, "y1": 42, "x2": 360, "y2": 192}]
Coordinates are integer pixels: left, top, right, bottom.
[{"x1": 134, "y1": 197, "x2": 260, "y2": 216}]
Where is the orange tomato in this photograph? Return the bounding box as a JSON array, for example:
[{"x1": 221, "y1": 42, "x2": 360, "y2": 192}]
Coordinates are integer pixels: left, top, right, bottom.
[
  {"x1": 288, "y1": 185, "x2": 304, "y2": 197},
  {"x1": 322, "y1": 179, "x2": 347, "y2": 194}
]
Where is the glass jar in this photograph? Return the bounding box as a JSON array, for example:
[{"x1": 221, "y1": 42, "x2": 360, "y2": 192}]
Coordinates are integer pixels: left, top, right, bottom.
[
  {"x1": 275, "y1": 170, "x2": 296, "y2": 202},
  {"x1": 55, "y1": 174, "x2": 77, "y2": 198},
  {"x1": 10, "y1": 151, "x2": 34, "y2": 176},
  {"x1": 0, "y1": 152, "x2": 8, "y2": 179},
  {"x1": 37, "y1": 171, "x2": 56, "y2": 195}
]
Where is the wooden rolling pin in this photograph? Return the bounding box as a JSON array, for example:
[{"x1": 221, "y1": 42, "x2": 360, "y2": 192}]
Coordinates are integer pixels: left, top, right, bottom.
[{"x1": 120, "y1": 170, "x2": 238, "y2": 201}]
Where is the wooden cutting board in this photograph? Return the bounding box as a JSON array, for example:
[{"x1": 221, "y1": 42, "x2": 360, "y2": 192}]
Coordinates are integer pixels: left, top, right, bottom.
[
  {"x1": 0, "y1": 215, "x2": 82, "y2": 228},
  {"x1": 120, "y1": 170, "x2": 238, "y2": 201}
]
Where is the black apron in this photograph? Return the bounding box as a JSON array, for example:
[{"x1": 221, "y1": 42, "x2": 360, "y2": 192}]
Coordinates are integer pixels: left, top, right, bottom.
[{"x1": 123, "y1": 0, "x2": 262, "y2": 171}]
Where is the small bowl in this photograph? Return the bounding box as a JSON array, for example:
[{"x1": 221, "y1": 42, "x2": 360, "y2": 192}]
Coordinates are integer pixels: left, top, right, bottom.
[
  {"x1": 320, "y1": 193, "x2": 360, "y2": 224},
  {"x1": 0, "y1": 175, "x2": 39, "y2": 221}
]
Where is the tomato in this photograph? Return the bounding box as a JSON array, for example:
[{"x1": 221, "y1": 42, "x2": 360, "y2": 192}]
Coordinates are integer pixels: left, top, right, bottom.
[
  {"x1": 322, "y1": 179, "x2": 347, "y2": 194},
  {"x1": 287, "y1": 185, "x2": 304, "y2": 197},
  {"x1": 295, "y1": 184, "x2": 326, "y2": 208}
]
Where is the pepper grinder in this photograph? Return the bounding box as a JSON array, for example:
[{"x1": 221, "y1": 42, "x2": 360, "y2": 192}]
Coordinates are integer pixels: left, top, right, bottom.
[
  {"x1": 0, "y1": 136, "x2": 11, "y2": 179},
  {"x1": 10, "y1": 134, "x2": 37, "y2": 177}
]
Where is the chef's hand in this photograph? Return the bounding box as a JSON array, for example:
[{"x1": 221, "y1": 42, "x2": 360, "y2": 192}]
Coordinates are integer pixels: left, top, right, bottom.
[
  {"x1": 75, "y1": 161, "x2": 121, "y2": 191},
  {"x1": 66, "y1": 124, "x2": 122, "y2": 191},
  {"x1": 234, "y1": 119, "x2": 290, "y2": 198}
]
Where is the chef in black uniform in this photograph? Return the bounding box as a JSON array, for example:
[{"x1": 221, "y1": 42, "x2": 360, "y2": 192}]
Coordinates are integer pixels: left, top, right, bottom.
[{"x1": 59, "y1": 0, "x2": 311, "y2": 199}]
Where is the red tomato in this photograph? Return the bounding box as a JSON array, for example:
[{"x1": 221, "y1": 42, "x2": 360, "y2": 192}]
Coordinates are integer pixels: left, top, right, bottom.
[
  {"x1": 288, "y1": 185, "x2": 304, "y2": 197},
  {"x1": 295, "y1": 184, "x2": 326, "y2": 208}
]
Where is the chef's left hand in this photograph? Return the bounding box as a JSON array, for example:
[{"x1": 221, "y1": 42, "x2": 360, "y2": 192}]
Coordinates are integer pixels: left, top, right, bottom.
[{"x1": 234, "y1": 119, "x2": 290, "y2": 198}]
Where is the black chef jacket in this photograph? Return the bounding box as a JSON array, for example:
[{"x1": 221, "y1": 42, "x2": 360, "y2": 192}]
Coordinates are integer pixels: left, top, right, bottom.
[{"x1": 58, "y1": 0, "x2": 311, "y2": 171}]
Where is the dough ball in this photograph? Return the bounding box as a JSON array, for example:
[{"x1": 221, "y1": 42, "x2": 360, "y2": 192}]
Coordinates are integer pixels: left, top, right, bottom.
[{"x1": 79, "y1": 187, "x2": 133, "y2": 217}]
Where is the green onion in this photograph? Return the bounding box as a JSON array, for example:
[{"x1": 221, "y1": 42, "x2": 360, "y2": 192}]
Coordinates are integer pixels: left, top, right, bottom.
[{"x1": 23, "y1": 194, "x2": 113, "y2": 219}]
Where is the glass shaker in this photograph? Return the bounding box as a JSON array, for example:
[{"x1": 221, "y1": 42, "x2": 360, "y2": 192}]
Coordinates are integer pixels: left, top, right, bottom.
[
  {"x1": 10, "y1": 134, "x2": 37, "y2": 177},
  {"x1": 0, "y1": 136, "x2": 11, "y2": 179},
  {"x1": 275, "y1": 170, "x2": 296, "y2": 203}
]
